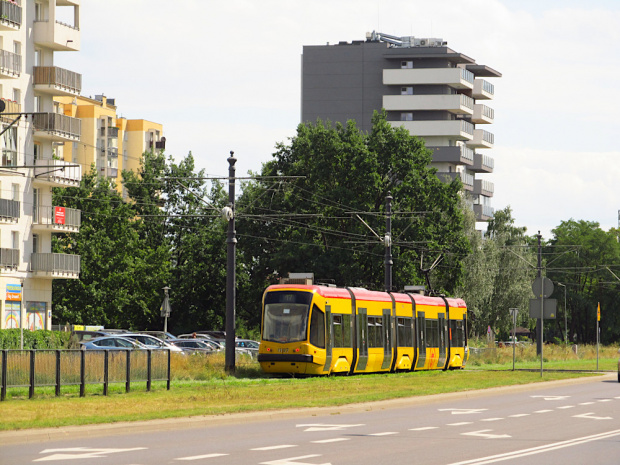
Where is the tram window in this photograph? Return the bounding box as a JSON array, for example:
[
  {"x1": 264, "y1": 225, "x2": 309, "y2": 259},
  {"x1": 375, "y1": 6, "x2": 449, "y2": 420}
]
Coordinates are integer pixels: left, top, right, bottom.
[
  {"x1": 451, "y1": 320, "x2": 464, "y2": 347},
  {"x1": 426, "y1": 319, "x2": 439, "y2": 347},
  {"x1": 342, "y1": 314, "x2": 351, "y2": 347},
  {"x1": 309, "y1": 305, "x2": 325, "y2": 349},
  {"x1": 397, "y1": 317, "x2": 412, "y2": 347},
  {"x1": 333, "y1": 315, "x2": 343, "y2": 347},
  {"x1": 367, "y1": 317, "x2": 383, "y2": 348}
]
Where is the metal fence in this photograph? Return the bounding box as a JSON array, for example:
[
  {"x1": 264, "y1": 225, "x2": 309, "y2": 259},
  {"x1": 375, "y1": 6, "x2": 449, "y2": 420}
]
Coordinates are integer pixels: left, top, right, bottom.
[{"x1": 0, "y1": 349, "x2": 171, "y2": 400}]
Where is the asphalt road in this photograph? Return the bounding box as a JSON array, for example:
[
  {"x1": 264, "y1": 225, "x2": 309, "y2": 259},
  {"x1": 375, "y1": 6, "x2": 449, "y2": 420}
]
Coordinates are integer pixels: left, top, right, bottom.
[{"x1": 1, "y1": 373, "x2": 618, "y2": 465}]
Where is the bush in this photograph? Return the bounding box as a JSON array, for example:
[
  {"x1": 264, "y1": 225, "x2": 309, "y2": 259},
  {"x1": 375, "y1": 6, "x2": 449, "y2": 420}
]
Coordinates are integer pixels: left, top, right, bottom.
[{"x1": 0, "y1": 329, "x2": 72, "y2": 349}]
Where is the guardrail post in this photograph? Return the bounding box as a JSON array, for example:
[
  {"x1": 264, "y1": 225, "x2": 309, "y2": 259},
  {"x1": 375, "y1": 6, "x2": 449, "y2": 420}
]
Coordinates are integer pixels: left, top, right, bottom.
[
  {"x1": 29, "y1": 350, "x2": 35, "y2": 399},
  {"x1": 103, "y1": 350, "x2": 109, "y2": 396},
  {"x1": 1, "y1": 350, "x2": 7, "y2": 401},
  {"x1": 79, "y1": 349, "x2": 85, "y2": 397},
  {"x1": 146, "y1": 350, "x2": 152, "y2": 392},
  {"x1": 125, "y1": 350, "x2": 131, "y2": 393},
  {"x1": 167, "y1": 349, "x2": 171, "y2": 390},
  {"x1": 55, "y1": 350, "x2": 61, "y2": 397}
]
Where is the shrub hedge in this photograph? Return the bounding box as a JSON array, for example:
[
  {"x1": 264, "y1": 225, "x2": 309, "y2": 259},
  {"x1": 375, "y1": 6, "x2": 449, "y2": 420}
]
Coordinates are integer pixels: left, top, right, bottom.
[{"x1": 0, "y1": 329, "x2": 71, "y2": 349}]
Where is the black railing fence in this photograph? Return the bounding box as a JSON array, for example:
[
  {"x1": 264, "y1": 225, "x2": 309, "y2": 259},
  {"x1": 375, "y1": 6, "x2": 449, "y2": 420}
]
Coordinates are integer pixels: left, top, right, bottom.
[{"x1": 0, "y1": 349, "x2": 171, "y2": 400}]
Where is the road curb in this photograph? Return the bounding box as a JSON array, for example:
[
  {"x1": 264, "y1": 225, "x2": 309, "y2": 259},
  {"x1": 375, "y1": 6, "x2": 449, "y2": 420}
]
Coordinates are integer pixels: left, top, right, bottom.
[{"x1": 0, "y1": 372, "x2": 613, "y2": 445}]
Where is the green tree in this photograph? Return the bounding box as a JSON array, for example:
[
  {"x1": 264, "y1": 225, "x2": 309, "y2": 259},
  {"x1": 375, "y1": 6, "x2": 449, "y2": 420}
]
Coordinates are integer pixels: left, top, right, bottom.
[
  {"x1": 237, "y1": 112, "x2": 469, "y2": 297},
  {"x1": 546, "y1": 220, "x2": 620, "y2": 343},
  {"x1": 52, "y1": 168, "x2": 170, "y2": 329}
]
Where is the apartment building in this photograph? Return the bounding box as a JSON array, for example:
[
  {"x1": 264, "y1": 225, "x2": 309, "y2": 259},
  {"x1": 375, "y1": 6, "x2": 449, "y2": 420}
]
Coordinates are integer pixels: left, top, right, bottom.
[
  {"x1": 56, "y1": 94, "x2": 165, "y2": 197},
  {"x1": 302, "y1": 32, "x2": 501, "y2": 221},
  {"x1": 0, "y1": 0, "x2": 82, "y2": 330}
]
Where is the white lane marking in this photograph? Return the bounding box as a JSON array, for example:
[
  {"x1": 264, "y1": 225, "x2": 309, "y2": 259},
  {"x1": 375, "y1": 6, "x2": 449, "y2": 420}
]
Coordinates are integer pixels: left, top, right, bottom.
[
  {"x1": 557, "y1": 405, "x2": 575, "y2": 409},
  {"x1": 260, "y1": 455, "x2": 330, "y2": 465},
  {"x1": 438, "y1": 408, "x2": 488, "y2": 415},
  {"x1": 448, "y1": 422, "x2": 473, "y2": 426},
  {"x1": 410, "y1": 426, "x2": 440, "y2": 431},
  {"x1": 176, "y1": 454, "x2": 229, "y2": 461},
  {"x1": 534, "y1": 409, "x2": 552, "y2": 413},
  {"x1": 35, "y1": 447, "x2": 147, "y2": 462},
  {"x1": 311, "y1": 438, "x2": 350, "y2": 444},
  {"x1": 614, "y1": 396, "x2": 620, "y2": 399},
  {"x1": 297, "y1": 423, "x2": 364, "y2": 432},
  {"x1": 447, "y1": 429, "x2": 620, "y2": 465},
  {"x1": 252, "y1": 445, "x2": 297, "y2": 451},
  {"x1": 461, "y1": 430, "x2": 511, "y2": 440},
  {"x1": 368, "y1": 432, "x2": 398, "y2": 436},
  {"x1": 598, "y1": 399, "x2": 612, "y2": 402},
  {"x1": 480, "y1": 418, "x2": 503, "y2": 422},
  {"x1": 530, "y1": 395, "x2": 570, "y2": 401},
  {"x1": 573, "y1": 412, "x2": 612, "y2": 420},
  {"x1": 579, "y1": 402, "x2": 594, "y2": 405},
  {"x1": 509, "y1": 414, "x2": 530, "y2": 418}
]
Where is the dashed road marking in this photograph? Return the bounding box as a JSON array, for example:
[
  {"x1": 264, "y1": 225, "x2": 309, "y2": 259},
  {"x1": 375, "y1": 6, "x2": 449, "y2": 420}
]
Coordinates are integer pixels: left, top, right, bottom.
[
  {"x1": 311, "y1": 438, "x2": 350, "y2": 444},
  {"x1": 448, "y1": 422, "x2": 473, "y2": 426},
  {"x1": 369, "y1": 432, "x2": 398, "y2": 436},
  {"x1": 252, "y1": 445, "x2": 297, "y2": 451},
  {"x1": 176, "y1": 454, "x2": 229, "y2": 461},
  {"x1": 557, "y1": 405, "x2": 575, "y2": 409},
  {"x1": 509, "y1": 414, "x2": 530, "y2": 418},
  {"x1": 409, "y1": 427, "x2": 440, "y2": 431},
  {"x1": 461, "y1": 430, "x2": 511, "y2": 440},
  {"x1": 534, "y1": 410, "x2": 553, "y2": 413},
  {"x1": 579, "y1": 402, "x2": 595, "y2": 405},
  {"x1": 480, "y1": 418, "x2": 503, "y2": 422}
]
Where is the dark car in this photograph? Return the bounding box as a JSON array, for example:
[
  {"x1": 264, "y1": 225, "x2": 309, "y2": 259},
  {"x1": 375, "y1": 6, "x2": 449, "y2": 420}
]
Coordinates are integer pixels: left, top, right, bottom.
[{"x1": 169, "y1": 339, "x2": 217, "y2": 354}]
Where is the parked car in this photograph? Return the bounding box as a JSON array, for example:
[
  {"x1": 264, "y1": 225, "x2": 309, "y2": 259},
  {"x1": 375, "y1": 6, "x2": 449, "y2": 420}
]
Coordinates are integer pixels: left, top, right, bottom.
[
  {"x1": 135, "y1": 330, "x2": 177, "y2": 341},
  {"x1": 80, "y1": 336, "x2": 146, "y2": 350},
  {"x1": 235, "y1": 339, "x2": 259, "y2": 357},
  {"x1": 121, "y1": 333, "x2": 184, "y2": 353},
  {"x1": 168, "y1": 339, "x2": 217, "y2": 354},
  {"x1": 72, "y1": 329, "x2": 128, "y2": 342}
]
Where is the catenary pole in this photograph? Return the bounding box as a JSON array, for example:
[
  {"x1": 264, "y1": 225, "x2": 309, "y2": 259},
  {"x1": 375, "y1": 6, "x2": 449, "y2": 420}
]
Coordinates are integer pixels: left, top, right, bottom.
[
  {"x1": 384, "y1": 193, "x2": 393, "y2": 292},
  {"x1": 225, "y1": 152, "x2": 237, "y2": 373}
]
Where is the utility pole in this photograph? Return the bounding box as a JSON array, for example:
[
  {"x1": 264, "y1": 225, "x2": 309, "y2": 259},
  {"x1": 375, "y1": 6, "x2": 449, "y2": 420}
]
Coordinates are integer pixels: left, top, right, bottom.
[
  {"x1": 558, "y1": 282, "x2": 567, "y2": 342},
  {"x1": 384, "y1": 193, "x2": 392, "y2": 292},
  {"x1": 225, "y1": 152, "x2": 237, "y2": 374},
  {"x1": 536, "y1": 232, "x2": 542, "y2": 358}
]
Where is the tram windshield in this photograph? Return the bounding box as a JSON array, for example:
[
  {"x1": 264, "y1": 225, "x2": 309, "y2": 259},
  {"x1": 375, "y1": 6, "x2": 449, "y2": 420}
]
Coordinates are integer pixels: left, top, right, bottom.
[{"x1": 263, "y1": 291, "x2": 313, "y2": 343}]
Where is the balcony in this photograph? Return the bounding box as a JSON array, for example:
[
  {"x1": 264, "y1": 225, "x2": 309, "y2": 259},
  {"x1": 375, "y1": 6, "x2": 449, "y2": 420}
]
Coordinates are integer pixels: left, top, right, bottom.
[
  {"x1": 34, "y1": 19, "x2": 80, "y2": 52},
  {"x1": 472, "y1": 79, "x2": 494, "y2": 100},
  {"x1": 429, "y1": 145, "x2": 474, "y2": 166},
  {"x1": 34, "y1": 159, "x2": 81, "y2": 188},
  {"x1": 472, "y1": 153, "x2": 494, "y2": 173},
  {"x1": 383, "y1": 94, "x2": 474, "y2": 115},
  {"x1": 100, "y1": 126, "x2": 119, "y2": 138},
  {"x1": 467, "y1": 129, "x2": 494, "y2": 149},
  {"x1": 0, "y1": 248, "x2": 18, "y2": 269},
  {"x1": 33, "y1": 66, "x2": 82, "y2": 96},
  {"x1": 0, "y1": 198, "x2": 20, "y2": 222},
  {"x1": 33, "y1": 112, "x2": 81, "y2": 142},
  {"x1": 99, "y1": 166, "x2": 118, "y2": 178},
  {"x1": 0, "y1": 0, "x2": 21, "y2": 31},
  {"x1": 32, "y1": 206, "x2": 80, "y2": 233},
  {"x1": 384, "y1": 67, "x2": 474, "y2": 89},
  {"x1": 30, "y1": 253, "x2": 80, "y2": 279},
  {"x1": 474, "y1": 204, "x2": 494, "y2": 221},
  {"x1": 437, "y1": 171, "x2": 474, "y2": 191},
  {"x1": 472, "y1": 104, "x2": 494, "y2": 124},
  {"x1": 0, "y1": 98, "x2": 20, "y2": 123},
  {"x1": 0, "y1": 49, "x2": 21, "y2": 77},
  {"x1": 474, "y1": 179, "x2": 494, "y2": 197},
  {"x1": 392, "y1": 119, "x2": 474, "y2": 140}
]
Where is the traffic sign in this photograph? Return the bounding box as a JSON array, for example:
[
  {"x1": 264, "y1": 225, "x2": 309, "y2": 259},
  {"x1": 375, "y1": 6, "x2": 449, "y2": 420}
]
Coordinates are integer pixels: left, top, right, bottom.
[
  {"x1": 532, "y1": 277, "x2": 554, "y2": 298},
  {"x1": 529, "y1": 298, "x2": 557, "y2": 319}
]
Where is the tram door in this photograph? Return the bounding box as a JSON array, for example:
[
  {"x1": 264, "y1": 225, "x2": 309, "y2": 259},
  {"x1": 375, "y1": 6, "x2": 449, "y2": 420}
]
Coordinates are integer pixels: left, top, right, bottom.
[
  {"x1": 381, "y1": 308, "x2": 392, "y2": 370},
  {"x1": 324, "y1": 305, "x2": 333, "y2": 373},
  {"x1": 356, "y1": 307, "x2": 368, "y2": 370},
  {"x1": 415, "y1": 311, "x2": 426, "y2": 369},
  {"x1": 438, "y1": 313, "x2": 447, "y2": 369}
]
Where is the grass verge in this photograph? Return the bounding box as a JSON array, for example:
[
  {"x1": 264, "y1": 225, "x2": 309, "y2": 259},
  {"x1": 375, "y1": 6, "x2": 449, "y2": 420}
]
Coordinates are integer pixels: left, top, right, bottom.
[{"x1": 0, "y1": 369, "x2": 599, "y2": 431}]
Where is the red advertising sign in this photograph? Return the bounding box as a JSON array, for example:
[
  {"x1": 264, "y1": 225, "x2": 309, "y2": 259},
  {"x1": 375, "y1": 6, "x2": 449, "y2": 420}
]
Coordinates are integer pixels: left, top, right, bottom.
[{"x1": 54, "y1": 206, "x2": 66, "y2": 225}]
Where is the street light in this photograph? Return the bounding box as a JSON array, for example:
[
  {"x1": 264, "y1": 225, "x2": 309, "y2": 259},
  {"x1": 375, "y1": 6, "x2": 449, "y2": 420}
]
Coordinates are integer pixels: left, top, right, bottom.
[{"x1": 557, "y1": 283, "x2": 567, "y2": 343}]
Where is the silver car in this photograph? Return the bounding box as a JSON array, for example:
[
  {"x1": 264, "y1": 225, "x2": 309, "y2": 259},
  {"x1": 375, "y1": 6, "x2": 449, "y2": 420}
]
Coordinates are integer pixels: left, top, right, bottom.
[
  {"x1": 80, "y1": 336, "x2": 146, "y2": 350},
  {"x1": 121, "y1": 333, "x2": 184, "y2": 353}
]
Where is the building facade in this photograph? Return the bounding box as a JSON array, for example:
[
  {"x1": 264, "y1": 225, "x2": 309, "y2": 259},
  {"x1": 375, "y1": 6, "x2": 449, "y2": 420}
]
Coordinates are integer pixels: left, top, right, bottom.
[
  {"x1": 0, "y1": 0, "x2": 82, "y2": 330},
  {"x1": 56, "y1": 94, "x2": 165, "y2": 198},
  {"x1": 301, "y1": 32, "x2": 501, "y2": 221}
]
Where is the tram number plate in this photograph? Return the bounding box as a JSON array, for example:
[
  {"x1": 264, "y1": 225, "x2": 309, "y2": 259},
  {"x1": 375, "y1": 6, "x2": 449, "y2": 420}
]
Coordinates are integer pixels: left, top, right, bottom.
[{"x1": 278, "y1": 348, "x2": 289, "y2": 353}]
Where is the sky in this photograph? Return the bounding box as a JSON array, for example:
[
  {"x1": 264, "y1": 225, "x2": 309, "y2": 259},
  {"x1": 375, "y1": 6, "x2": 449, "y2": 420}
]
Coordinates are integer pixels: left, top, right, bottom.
[{"x1": 55, "y1": 0, "x2": 620, "y2": 240}]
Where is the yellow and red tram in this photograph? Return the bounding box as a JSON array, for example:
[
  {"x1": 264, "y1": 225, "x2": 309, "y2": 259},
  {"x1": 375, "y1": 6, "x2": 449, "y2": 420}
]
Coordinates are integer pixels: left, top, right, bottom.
[{"x1": 258, "y1": 284, "x2": 468, "y2": 375}]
